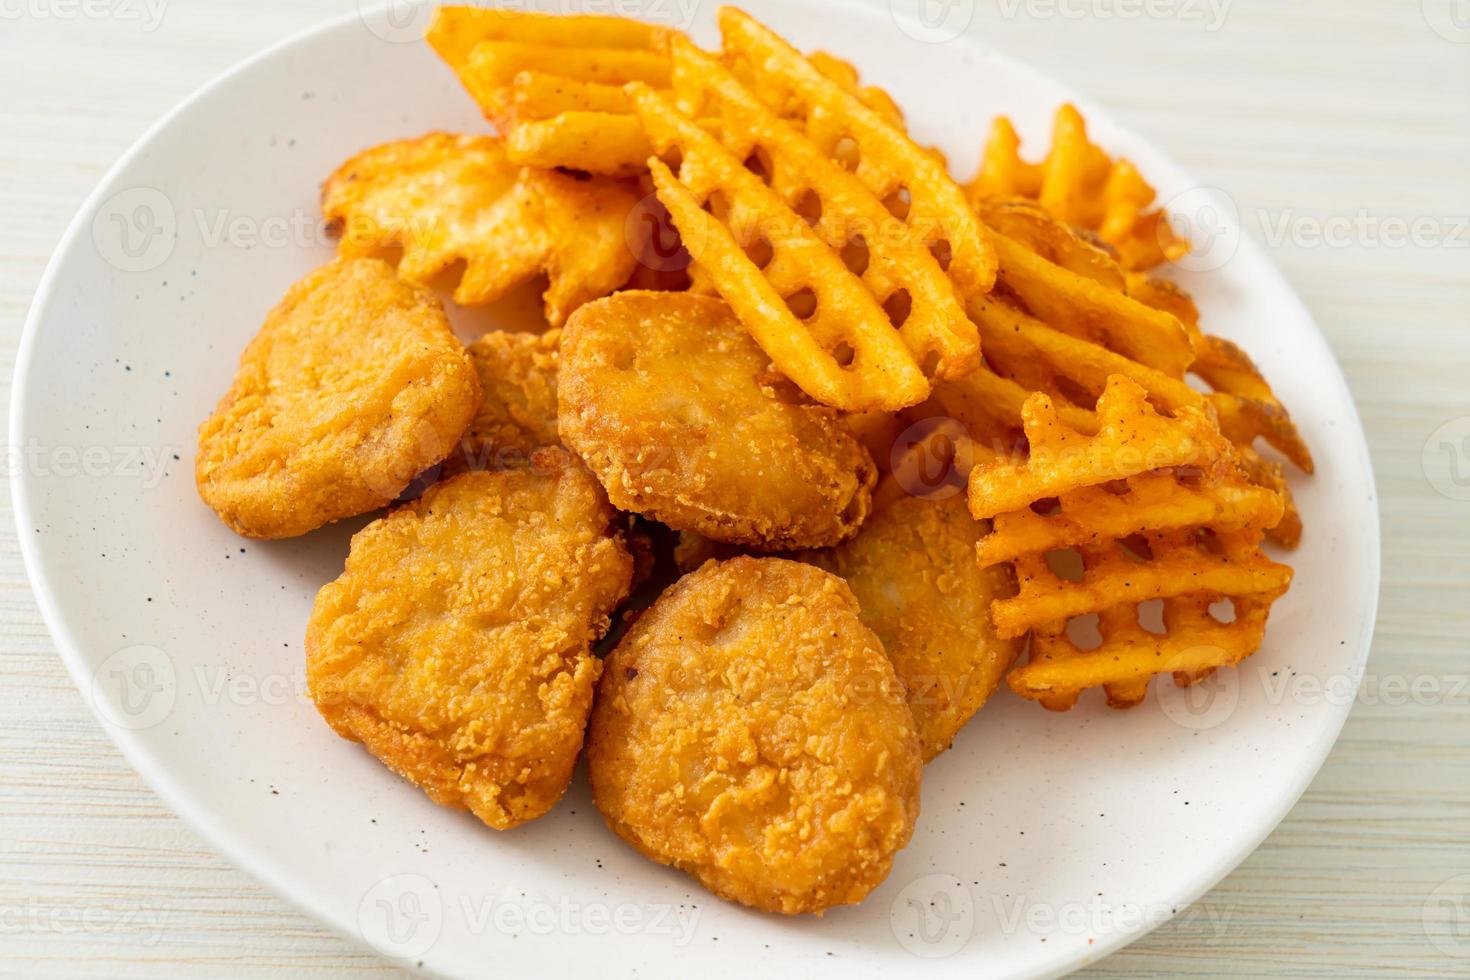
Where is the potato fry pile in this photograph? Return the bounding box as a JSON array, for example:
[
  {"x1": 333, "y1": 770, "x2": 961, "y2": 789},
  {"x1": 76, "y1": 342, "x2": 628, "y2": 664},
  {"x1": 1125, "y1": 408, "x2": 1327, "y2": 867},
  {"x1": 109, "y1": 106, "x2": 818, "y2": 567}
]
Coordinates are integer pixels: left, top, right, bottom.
[{"x1": 194, "y1": 5, "x2": 1313, "y2": 916}]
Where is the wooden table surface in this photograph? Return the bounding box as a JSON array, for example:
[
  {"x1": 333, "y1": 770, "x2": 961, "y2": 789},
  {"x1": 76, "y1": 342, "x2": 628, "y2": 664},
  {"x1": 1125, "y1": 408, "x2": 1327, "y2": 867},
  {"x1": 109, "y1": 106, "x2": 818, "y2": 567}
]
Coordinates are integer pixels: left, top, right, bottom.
[{"x1": 2, "y1": 1, "x2": 1466, "y2": 976}]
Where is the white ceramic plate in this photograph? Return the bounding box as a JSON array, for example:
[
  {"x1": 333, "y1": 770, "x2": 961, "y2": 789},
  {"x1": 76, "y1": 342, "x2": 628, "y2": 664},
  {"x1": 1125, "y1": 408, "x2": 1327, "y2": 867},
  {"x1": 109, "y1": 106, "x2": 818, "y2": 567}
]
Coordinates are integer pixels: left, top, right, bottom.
[{"x1": 12, "y1": 2, "x2": 1379, "y2": 977}]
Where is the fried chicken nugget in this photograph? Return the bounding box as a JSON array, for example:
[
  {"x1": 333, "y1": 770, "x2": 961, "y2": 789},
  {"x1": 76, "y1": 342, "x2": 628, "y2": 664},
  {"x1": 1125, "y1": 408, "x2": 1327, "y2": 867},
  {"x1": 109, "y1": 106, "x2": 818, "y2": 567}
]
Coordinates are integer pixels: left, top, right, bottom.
[
  {"x1": 442, "y1": 329, "x2": 561, "y2": 476},
  {"x1": 307, "y1": 454, "x2": 633, "y2": 830},
  {"x1": 813, "y1": 491, "x2": 1021, "y2": 762},
  {"x1": 196, "y1": 258, "x2": 479, "y2": 538},
  {"x1": 588, "y1": 557, "x2": 922, "y2": 915},
  {"x1": 559, "y1": 292, "x2": 876, "y2": 550}
]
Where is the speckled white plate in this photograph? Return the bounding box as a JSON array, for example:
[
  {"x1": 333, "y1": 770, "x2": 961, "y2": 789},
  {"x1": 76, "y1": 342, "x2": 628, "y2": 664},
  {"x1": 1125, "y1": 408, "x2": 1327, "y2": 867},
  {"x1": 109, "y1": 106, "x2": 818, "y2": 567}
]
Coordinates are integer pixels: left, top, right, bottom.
[{"x1": 11, "y1": 2, "x2": 1379, "y2": 977}]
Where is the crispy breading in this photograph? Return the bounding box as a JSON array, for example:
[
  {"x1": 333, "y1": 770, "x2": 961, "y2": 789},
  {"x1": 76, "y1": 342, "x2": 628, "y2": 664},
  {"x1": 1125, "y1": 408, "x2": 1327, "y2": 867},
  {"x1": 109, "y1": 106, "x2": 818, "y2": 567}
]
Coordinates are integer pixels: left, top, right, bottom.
[
  {"x1": 558, "y1": 292, "x2": 877, "y2": 550},
  {"x1": 196, "y1": 257, "x2": 479, "y2": 539},
  {"x1": 442, "y1": 329, "x2": 561, "y2": 476},
  {"x1": 812, "y1": 491, "x2": 1020, "y2": 762},
  {"x1": 321, "y1": 132, "x2": 639, "y2": 326},
  {"x1": 587, "y1": 557, "x2": 922, "y2": 915},
  {"x1": 306, "y1": 457, "x2": 633, "y2": 830}
]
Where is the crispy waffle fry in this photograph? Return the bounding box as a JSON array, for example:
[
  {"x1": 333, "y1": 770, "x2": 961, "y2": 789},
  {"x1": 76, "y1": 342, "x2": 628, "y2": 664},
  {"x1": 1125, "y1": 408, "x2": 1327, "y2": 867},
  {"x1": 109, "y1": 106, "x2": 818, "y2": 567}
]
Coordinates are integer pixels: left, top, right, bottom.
[
  {"x1": 322, "y1": 133, "x2": 638, "y2": 326},
  {"x1": 719, "y1": 8, "x2": 996, "y2": 300},
  {"x1": 986, "y1": 228, "x2": 1195, "y2": 375},
  {"x1": 976, "y1": 469, "x2": 1285, "y2": 567},
  {"x1": 971, "y1": 293, "x2": 1200, "y2": 416},
  {"x1": 970, "y1": 105, "x2": 1190, "y2": 271},
  {"x1": 427, "y1": 6, "x2": 658, "y2": 71},
  {"x1": 994, "y1": 527, "x2": 1292, "y2": 640},
  {"x1": 1236, "y1": 443, "x2": 1303, "y2": 549},
  {"x1": 965, "y1": 375, "x2": 1293, "y2": 708},
  {"x1": 1011, "y1": 591, "x2": 1283, "y2": 711},
  {"x1": 629, "y1": 84, "x2": 929, "y2": 412},
  {"x1": 663, "y1": 35, "x2": 979, "y2": 379},
  {"x1": 967, "y1": 376, "x2": 1232, "y2": 519},
  {"x1": 1192, "y1": 334, "x2": 1314, "y2": 474},
  {"x1": 428, "y1": 5, "x2": 670, "y2": 175}
]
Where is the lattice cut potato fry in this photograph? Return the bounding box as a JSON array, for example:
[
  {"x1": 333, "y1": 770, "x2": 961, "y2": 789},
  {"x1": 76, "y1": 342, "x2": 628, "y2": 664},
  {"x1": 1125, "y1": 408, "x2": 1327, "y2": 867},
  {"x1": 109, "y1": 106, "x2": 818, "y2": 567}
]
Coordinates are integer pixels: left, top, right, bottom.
[
  {"x1": 1010, "y1": 592, "x2": 1280, "y2": 711},
  {"x1": 968, "y1": 376, "x2": 1233, "y2": 520},
  {"x1": 322, "y1": 133, "x2": 638, "y2": 326},
  {"x1": 719, "y1": 8, "x2": 995, "y2": 300},
  {"x1": 977, "y1": 469, "x2": 1285, "y2": 567},
  {"x1": 629, "y1": 84, "x2": 930, "y2": 412},
  {"x1": 970, "y1": 293, "x2": 1201, "y2": 417},
  {"x1": 663, "y1": 34, "x2": 979, "y2": 380},
  {"x1": 985, "y1": 221, "x2": 1196, "y2": 376},
  {"x1": 427, "y1": 5, "x2": 671, "y2": 175},
  {"x1": 970, "y1": 104, "x2": 1190, "y2": 271},
  {"x1": 994, "y1": 527, "x2": 1292, "y2": 640},
  {"x1": 1192, "y1": 334, "x2": 1314, "y2": 474},
  {"x1": 427, "y1": 5, "x2": 659, "y2": 72}
]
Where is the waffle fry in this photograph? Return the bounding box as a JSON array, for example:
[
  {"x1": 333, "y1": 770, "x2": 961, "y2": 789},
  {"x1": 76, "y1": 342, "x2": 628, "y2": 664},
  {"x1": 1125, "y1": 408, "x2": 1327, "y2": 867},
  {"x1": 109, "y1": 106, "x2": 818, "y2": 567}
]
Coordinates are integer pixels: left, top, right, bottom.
[
  {"x1": 976, "y1": 469, "x2": 1286, "y2": 567},
  {"x1": 1011, "y1": 592, "x2": 1283, "y2": 711},
  {"x1": 971, "y1": 294, "x2": 1200, "y2": 415},
  {"x1": 322, "y1": 133, "x2": 638, "y2": 326},
  {"x1": 1192, "y1": 334, "x2": 1314, "y2": 474},
  {"x1": 965, "y1": 375, "x2": 1292, "y2": 708},
  {"x1": 994, "y1": 527, "x2": 1292, "y2": 639},
  {"x1": 719, "y1": 8, "x2": 996, "y2": 300},
  {"x1": 967, "y1": 376, "x2": 1232, "y2": 519},
  {"x1": 629, "y1": 84, "x2": 929, "y2": 411},
  {"x1": 662, "y1": 34, "x2": 979, "y2": 379},
  {"x1": 428, "y1": 6, "x2": 669, "y2": 175},
  {"x1": 970, "y1": 105, "x2": 1190, "y2": 271}
]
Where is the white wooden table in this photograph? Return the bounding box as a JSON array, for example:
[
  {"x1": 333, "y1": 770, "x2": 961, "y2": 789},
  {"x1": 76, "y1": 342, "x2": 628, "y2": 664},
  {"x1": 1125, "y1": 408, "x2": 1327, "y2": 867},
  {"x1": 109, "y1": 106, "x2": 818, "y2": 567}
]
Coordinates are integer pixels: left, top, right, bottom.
[{"x1": 2, "y1": 1, "x2": 1466, "y2": 976}]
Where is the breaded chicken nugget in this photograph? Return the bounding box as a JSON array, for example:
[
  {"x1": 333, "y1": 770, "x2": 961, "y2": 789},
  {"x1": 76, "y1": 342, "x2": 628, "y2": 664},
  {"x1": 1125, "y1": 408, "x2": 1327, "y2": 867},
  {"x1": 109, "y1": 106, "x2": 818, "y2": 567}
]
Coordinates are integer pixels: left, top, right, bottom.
[
  {"x1": 307, "y1": 453, "x2": 633, "y2": 830},
  {"x1": 196, "y1": 258, "x2": 479, "y2": 538},
  {"x1": 559, "y1": 292, "x2": 876, "y2": 550},
  {"x1": 588, "y1": 557, "x2": 922, "y2": 915},
  {"x1": 442, "y1": 328, "x2": 561, "y2": 476},
  {"x1": 814, "y1": 490, "x2": 1021, "y2": 761}
]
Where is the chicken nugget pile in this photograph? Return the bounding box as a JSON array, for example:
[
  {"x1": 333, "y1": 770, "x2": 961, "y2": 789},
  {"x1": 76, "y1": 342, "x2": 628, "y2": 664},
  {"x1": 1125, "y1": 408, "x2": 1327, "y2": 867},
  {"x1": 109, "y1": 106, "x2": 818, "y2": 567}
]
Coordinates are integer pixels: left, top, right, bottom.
[{"x1": 195, "y1": 5, "x2": 1311, "y2": 916}]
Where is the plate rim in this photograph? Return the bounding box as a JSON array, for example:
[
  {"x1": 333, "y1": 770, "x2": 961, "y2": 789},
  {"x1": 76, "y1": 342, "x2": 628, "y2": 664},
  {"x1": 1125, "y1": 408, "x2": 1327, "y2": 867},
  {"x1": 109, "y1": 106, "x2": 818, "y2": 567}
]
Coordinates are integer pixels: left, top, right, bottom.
[{"x1": 9, "y1": 3, "x2": 1383, "y2": 977}]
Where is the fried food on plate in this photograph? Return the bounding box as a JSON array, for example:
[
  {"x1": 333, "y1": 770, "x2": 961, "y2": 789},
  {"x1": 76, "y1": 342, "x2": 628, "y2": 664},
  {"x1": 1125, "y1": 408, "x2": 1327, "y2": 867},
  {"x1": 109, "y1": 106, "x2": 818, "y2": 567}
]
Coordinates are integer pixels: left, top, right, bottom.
[
  {"x1": 322, "y1": 132, "x2": 638, "y2": 326},
  {"x1": 812, "y1": 490, "x2": 1020, "y2": 762},
  {"x1": 969, "y1": 104, "x2": 1189, "y2": 271},
  {"x1": 661, "y1": 34, "x2": 980, "y2": 381},
  {"x1": 307, "y1": 454, "x2": 633, "y2": 830},
  {"x1": 969, "y1": 377, "x2": 1293, "y2": 710},
  {"x1": 558, "y1": 291, "x2": 876, "y2": 550},
  {"x1": 426, "y1": 5, "x2": 669, "y2": 175},
  {"x1": 195, "y1": 257, "x2": 479, "y2": 539},
  {"x1": 587, "y1": 557, "x2": 922, "y2": 915},
  {"x1": 442, "y1": 329, "x2": 560, "y2": 476}
]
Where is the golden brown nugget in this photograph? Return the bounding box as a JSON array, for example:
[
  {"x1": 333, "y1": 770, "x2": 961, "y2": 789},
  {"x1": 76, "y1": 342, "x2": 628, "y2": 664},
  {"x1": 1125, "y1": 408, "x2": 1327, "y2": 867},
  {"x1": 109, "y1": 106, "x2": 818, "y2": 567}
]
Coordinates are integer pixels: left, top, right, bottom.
[
  {"x1": 307, "y1": 456, "x2": 633, "y2": 830},
  {"x1": 814, "y1": 491, "x2": 1021, "y2": 762},
  {"x1": 442, "y1": 329, "x2": 560, "y2": 476},
  {"x1": 196, "y1": 258, "x2": 479, "y2": 539},
  {"x1": 559, "y1": 292, "x2": 876, "y2": 550},
  {"x1": 588, "y1": 557, "x2": 922, "y2": 915}
]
